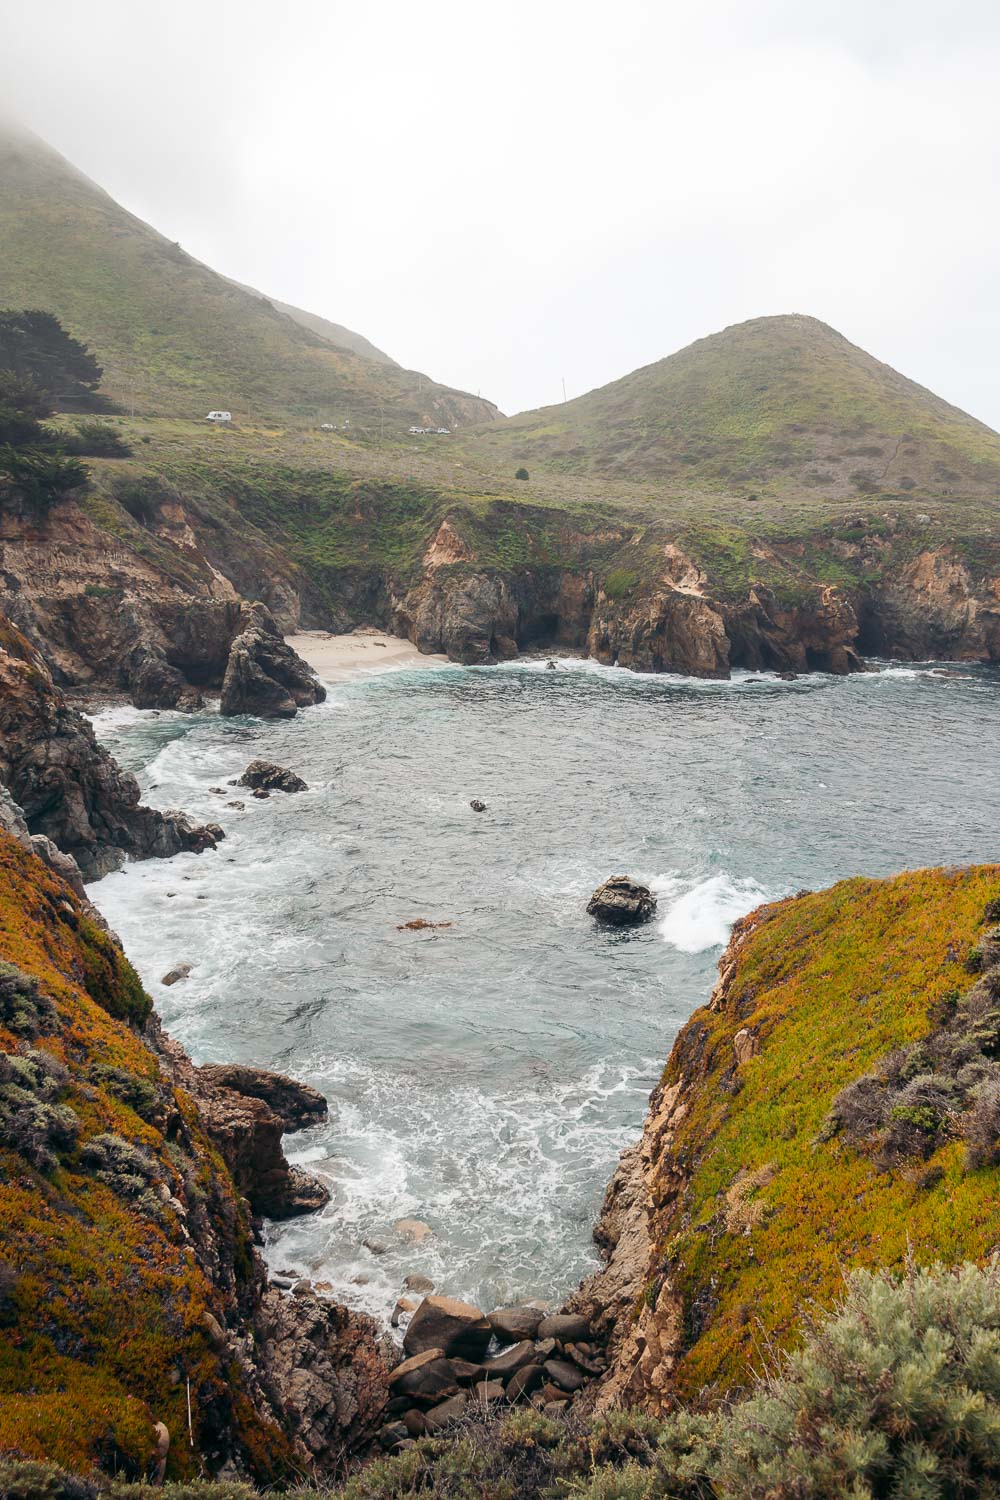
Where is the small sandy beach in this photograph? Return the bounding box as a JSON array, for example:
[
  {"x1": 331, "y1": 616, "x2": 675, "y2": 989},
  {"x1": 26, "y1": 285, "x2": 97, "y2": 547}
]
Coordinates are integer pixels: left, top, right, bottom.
[{"x1": 286, "y1": 628, "x2": 449, "y2": 683}]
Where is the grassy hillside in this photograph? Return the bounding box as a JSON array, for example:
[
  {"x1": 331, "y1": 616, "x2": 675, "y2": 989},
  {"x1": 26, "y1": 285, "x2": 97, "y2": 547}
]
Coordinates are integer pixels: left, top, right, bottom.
[
  {"x1": 228, "y1": 278, "x2": 398, "y2": 367},
  {"x1": 0, "y1": 832, "x2": 293, "y2": 1482},
  {"x1": 0, "y1": 123, "x2": 496, "y2": 432},
  {"x1": 465, "y1": 314, "x2": 1000, "y2": 503},
  {"x1": 646, "y1": 863, "x2": 1000, "y2": 1398}
]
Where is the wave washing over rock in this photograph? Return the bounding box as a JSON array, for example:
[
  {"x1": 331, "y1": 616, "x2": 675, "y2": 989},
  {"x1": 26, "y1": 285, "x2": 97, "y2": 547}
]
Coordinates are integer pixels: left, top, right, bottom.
[{"x1": 89, "y1": 654, "x2": 1000, "y2": 1326}]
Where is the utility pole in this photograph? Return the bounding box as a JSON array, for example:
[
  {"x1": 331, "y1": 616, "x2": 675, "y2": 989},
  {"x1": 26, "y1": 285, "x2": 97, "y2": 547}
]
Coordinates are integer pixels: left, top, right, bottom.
[
  {"x1": 562, "y1": 377, "x2": 567, "y2": 404},
  {"x1": 379, "y1": 404, "x2": 385, "y2": 447}
]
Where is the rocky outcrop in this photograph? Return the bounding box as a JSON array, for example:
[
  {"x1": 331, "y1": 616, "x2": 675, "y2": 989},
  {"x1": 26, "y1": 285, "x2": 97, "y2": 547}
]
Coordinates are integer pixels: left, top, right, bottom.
[
  {"x1": 146, "y1": 1032, "x2": 330, "y2": 1221},
  {"x1": 0, "y1": 829, "x2": 392, "y2": 1481},
  {"x1": 0, "y1": 611, "x2": 220, "y2": 879},
  {"x1": 221, "y1": 602, "x2": 327, "y2": 718},
  {"x1": 387, "y1": 564, "x2": 870, "y2": 679},
  {"x1": 587, "y1": 876, "x2": 657, "y2": 925},
  {"x1": 571, "y1": 864, "x2": 1000, "y2": 1415},
  {"x1": 861, "y1": 548, "x2": 1000, "y2": 661},
  {"x1": 236, "y1": 759, "x2": 308, "y2": 794},
  {"x1": 197, "y1": 1063, "x2": 328, "y2": 1132}
]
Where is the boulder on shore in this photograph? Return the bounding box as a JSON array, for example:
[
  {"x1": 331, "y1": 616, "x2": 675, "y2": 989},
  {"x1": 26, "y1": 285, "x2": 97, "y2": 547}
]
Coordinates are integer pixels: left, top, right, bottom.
[
  {"x1": 586, "y1": 876, "x2": 657, "y2": 926},
  {"x1": 403, "y1": 1295, "x2": 493, "y2": 1359},
  {"x1": 488, "y1": 1305, "x2": 546, "y2": 1344},
  {"x1": 237, "y1": 760, "x2": 308, "y2": 794}
]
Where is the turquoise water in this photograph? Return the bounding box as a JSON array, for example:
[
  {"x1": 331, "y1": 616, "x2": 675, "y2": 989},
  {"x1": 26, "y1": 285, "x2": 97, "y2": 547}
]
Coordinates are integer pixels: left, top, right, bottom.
[{"x1": 90, "y1": 656, "x2": 1000, "y2": 1321}]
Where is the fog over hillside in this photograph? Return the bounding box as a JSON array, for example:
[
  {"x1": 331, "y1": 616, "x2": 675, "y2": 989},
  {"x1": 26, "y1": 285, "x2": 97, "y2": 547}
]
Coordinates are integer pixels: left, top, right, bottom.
[{"x1": 2, "y1": 0, "x2": 1000, "y2": 421}]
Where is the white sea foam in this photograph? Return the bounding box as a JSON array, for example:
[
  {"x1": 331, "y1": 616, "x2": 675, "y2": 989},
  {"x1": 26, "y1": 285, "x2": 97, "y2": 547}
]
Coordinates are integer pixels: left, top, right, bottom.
[{"x1": 657, "y1": 872, "x2": 772, "y2": 953}]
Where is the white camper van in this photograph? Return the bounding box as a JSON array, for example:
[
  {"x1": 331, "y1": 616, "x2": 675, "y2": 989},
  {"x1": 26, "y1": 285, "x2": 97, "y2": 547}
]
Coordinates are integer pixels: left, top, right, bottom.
[{"x1": 206, "y1": 410, "x2": 232, "y2": 424}]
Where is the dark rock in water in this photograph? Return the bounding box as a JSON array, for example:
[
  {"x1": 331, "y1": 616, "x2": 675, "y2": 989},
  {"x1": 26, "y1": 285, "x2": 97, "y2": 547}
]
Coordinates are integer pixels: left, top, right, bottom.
[
  {"x1": 777, "y1": 670, "x2": 798, "y2": 681},
  {"x1": 488, "y1": 1305, "x2": 546, "y2": 1344},
  {"x1": 403, "y1": 1295, "x2": 492, "y2": 1359},
  {"x1": 543, "y1": 1358, "x2": 586, "y2": 1392},
  {"x1": 470, "y1": 799, "x2": 487, "y2": 812},
  {"x1": 197, "y1": 1062, "x2": 328, "y2": 1132},
  {"x1": 403, "y1": 1273, "x2": 435, "y2": 1294},
  {"x1": 252, "y1": 788, "x2": 270, "y2": 799},
  {"x1": 537, "y1": 1312, "x2": 591, "y2": 1342},
  {"x1": 161, "y1": 964, "x2": 193, "y2": 986},
  {"x1": 586, "y1": 876, "x2": 657, "y2": 926},
  {"x1": 423, "y1": 1391, "x2": 468, "y2": 1431},
  {"x1": 238, "y1": 759, "x2": 308, "y2": 794},
  {"x1": 221, "y1": 602, "x2": 326, "y2": 719}
]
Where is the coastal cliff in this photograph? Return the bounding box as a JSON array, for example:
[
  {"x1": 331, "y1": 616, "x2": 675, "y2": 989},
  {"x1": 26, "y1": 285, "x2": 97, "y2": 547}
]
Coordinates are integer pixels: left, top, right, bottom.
[
  {"x1": 0, "y1": 826, "x2": 391, "y2": 1482},
  {"x1": 0, "y1": 611, "x2": 220, "y2": 879},
  {"x1": 572, "y1": 864, "x2": 1000, "y2": 1410}
]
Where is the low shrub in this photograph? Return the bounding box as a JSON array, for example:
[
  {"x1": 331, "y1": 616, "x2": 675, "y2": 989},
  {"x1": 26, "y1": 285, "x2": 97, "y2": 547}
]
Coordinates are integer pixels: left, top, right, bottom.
[
  {"x1": 0, "y1": 963, "x2": 55, "y2": 1038},
  {"x1": 62, "y1": 422, "x2": 132, "y2": 458},
  {"x1": 0, "y1": 1049, "x2": 78, "y2": 1172}
]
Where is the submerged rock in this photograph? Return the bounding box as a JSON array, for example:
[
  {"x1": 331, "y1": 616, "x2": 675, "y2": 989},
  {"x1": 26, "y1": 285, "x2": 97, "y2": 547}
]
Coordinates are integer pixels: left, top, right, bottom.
[
  {"x1": 394, "y1": 1217, "x2": 433, "y2": 1244},
  {"x1": 470, "y1": 799, "x2": 487, "y2": 812},
  {"x1": 586, "y1": 876, "x2": 657, "y2": 926},
  {"x1": 161, "y1": 963, "x2": 193, "y2": 986},
  {"x1": 237, "y1": 759, "x2": 308, "y2": 794}
]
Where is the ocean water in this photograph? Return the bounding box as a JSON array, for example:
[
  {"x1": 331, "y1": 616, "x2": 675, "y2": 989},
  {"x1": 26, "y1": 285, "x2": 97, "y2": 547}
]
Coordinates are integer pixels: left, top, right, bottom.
[{"x1": 89, "y1": 656, "x2": 1000, "y2": 1322}]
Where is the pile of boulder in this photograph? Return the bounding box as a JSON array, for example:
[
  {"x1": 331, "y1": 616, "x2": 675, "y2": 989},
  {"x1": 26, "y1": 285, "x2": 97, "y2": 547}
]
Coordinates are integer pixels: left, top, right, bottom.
[{"x1": 377, "y1": 1296, "x2": 603, "y2": 1452}]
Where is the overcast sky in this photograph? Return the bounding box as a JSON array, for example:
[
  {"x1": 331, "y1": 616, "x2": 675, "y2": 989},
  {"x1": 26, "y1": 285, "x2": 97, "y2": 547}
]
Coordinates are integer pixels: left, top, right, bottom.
[{"x1": 2, "y1": 0, "x2": 999, "y2": 421}]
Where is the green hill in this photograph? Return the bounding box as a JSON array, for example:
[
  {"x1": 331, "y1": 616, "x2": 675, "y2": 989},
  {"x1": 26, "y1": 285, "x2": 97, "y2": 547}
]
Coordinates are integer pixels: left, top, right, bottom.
[
  {"x1": 228, "y1": 279, "x2": 398, "y2": 367},
  {"x1": 466, "y1": 314, "x2": 1000, "y2": 502},
  {"x1": 0, "y1": 122, "x2": 497, "y2": 432}
]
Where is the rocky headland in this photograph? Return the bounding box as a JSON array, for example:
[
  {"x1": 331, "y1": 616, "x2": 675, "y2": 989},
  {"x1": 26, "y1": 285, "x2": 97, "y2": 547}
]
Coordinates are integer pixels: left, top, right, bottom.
[{"x1": 0, "y1": 821, "x2": 392, "y2": 1482}]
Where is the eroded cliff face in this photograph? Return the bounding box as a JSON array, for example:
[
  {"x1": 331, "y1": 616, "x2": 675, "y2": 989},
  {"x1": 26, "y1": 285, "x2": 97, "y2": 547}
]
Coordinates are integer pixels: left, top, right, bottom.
[
  {"x1": 379, "y1": 524, "x2": 996, "y2": 677},
  {"x1": 0, "y1": 496, "x2": 321, "y2": 713},
  {"x1": 573, "y1": 865, "x2": 1000, "y2": 1414},
  {"x1": 0, "y1": 611, "x2": 220, "y2": 879},
  {"x1": 0, "y1": 829, "x2": 391, "y2": 1481},
  {"x1": 388, "y1": 563, "x2": 882, "y2": 677}
]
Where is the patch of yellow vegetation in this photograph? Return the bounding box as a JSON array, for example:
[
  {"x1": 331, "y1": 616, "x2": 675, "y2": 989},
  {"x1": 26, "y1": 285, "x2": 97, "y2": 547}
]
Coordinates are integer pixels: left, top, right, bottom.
[
  {"x1": 654, "y1": 864, "x2": 1000, "y2": 1396},
  {"x1": 0, "y1": 834, "x2": 292, "y2": 1482}
]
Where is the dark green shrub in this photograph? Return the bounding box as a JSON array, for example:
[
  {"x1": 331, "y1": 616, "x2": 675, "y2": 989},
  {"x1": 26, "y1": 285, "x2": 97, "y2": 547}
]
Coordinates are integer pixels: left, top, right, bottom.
[
  {"x1": 0, "y1": 1461, "x2": 97, "y2": 1499},
  {"x1": 113, "y1": 474, "x2": 173, "y2": 525},
  {"x1": 63, "y1": 421, "x2": 132, "y2": 458},
  {"x1": 515, "y1": 466, "x2": 529, "y2": 481}
]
